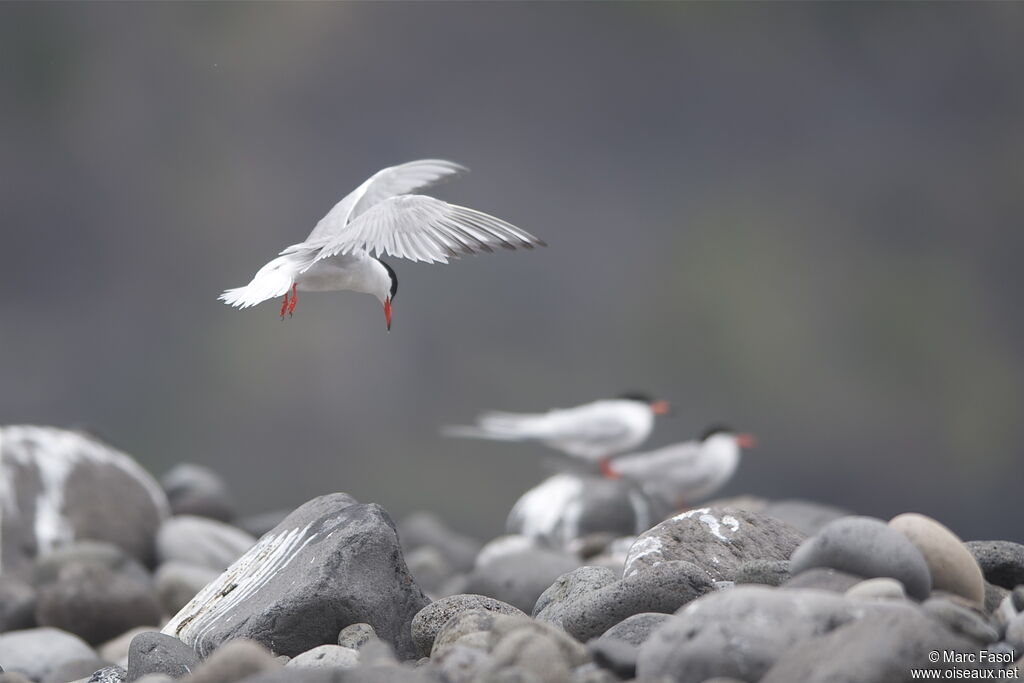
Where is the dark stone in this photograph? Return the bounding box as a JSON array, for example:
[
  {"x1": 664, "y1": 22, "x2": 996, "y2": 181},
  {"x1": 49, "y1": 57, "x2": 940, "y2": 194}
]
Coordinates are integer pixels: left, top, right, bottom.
[
  {"x1": 636, "y1": 586, "x2": 912, "y2": 682},
  {"x1": 622, "y1": 507, "x2": 806, "y2": 581},
  {"x1": 160, "y1": 464, "x2": 235, "y2": 523},
  {"x1": 782, "y1": 567, "x2": 864, "y2": 593},
  {"x1": 789, "y1": 516, "x2": 932, "y2": 600},
  {"x1": 732, "y1": 559, "x2": 791, "y2": 586},
  {"x1": 0, "y1": 576, "x2": 37, "y2": 633},
  {"x1": 33, "y1": 541, "x2": 153, "y2": 590},
  {"x1": 0, "y1": 426, "x2": 169, "y2": 577},
  {"x1": 126, "y1": 631, "x2": 200, "y2": 680},
  {"x1": 411, "y1": 594, "x2": 524, "y2": 658},
  {"x1": 35, "y1": 564, "x2": 163, "y2": 645},
  {"x1": 155, "y1": 516, "x2": 256, "y2": 571},
  {"x1": 161, "y1": 493, "x2": 429, "y2": 659},
  {"x1": 41, "y1": 659, "x2": 111, "y2": 683},
  {"x1": 599, "y1": 612, "x2": 671, "y2": 646},
  {"x1": 921, "y1": 598, "x2": 999, "y2": 644},
  {"x1": 179, "y1": 640, "x2": 280, "y2": 683},
  {"x1": 337, "y1": 623, "x2": 377, "y2": 650},
  {"x1": 966, "y1": 540, "x2": 1024, "y2": 590},
  {"x1": 761, "y1": 607, "x2": 999, "y2": 683},
  {"x1": 399, "y1": 513, "x2": 481, "y2": 573},
  {"x1": 0, "y1": 627, "x2": 97, "y2": 682},
  {"x1": 541, "y1": 561, "x2": 713, "y2": 642},
  {"x1": 506, "y1": 473, "x2": 671, "y2": 549},
  {"x1": 587, "y1": 637, "x2": 637, "y2": 679},
  {"x1": 533, "y1": 567, "x2": 618, "y2": 622},
  {"x1": 464, "y1": 545, "x2": 579, "y2": 613}
]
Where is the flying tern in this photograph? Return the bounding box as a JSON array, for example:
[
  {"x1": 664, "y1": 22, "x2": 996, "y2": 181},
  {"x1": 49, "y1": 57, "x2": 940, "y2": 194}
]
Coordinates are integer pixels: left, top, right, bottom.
[{"x1": 220, "y1": 159, "x2": 545, "y2": 328}]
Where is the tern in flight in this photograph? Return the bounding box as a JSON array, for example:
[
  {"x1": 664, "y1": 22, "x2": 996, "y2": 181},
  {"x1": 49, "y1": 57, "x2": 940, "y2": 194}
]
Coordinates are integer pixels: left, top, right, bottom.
[{"x1": 220, "y1": 159, "x2": 545, "y2": 328}]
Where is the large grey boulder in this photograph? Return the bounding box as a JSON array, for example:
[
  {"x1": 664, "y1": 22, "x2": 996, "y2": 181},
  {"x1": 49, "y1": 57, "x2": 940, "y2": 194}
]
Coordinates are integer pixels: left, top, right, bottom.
[
  {"x1": 0, "y1": 426, "x2": 169, "y2": 577},
  {"x1": 162, "y1": 493, "x2": 429, "y2": 659},
  {"x1": 0, "y1": 627, "x2": 97, "y2": 682},
  {"x1": 636, "y1": 586, "x2": 914, "y2": 682},
  {"x1": 622, "y1": 507, "x2": 805, "y2": 580}
]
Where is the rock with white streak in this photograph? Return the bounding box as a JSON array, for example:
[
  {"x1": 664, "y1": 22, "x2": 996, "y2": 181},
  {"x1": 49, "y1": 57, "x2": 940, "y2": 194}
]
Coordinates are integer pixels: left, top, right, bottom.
[
  {"x1": 0, "y1": 426, "x2": 170, "y2": 577},
  {"x1": 162, "y1": 493, "x2": 429, "y2": 659},
  {"x1": 622, "y1": 507, "x2": 805, "y2": 580}
]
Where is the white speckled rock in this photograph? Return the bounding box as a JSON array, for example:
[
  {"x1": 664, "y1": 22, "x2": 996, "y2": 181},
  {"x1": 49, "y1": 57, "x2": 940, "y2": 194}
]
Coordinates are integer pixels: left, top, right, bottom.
[
  {"x1": 622, "y1": 507, "x2": 805, "y2": 580},
  {"x1": 0, "y1": 426, "x2": 169, "y2": 576},
  {"x1": 889, "y1": 513, "x2": 985, "y2": 605}
]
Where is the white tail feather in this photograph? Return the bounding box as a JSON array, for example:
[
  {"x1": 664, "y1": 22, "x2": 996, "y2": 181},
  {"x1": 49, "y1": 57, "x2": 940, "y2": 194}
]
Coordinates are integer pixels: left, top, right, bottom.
[{"x1": 219, "y1": 251, "x2": 314, "y2": 309}]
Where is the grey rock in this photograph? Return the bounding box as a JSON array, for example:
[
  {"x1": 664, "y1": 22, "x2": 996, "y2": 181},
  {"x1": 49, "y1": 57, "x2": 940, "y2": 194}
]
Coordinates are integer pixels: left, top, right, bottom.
[
  {"x1": 430, "y1": 609, "x2": 503, "y2": 657},
  {"x1": 1006, "y1": 612, "x2": 1024, "y2": 651},
  {"x1": 98, "y1": 627, "x2": 154, "y2": 663},
  {"x1": 41, "y1": 659, "x2": 111, "y2": 683},
  {"x1": 431, "y1": 644, "x2": 491, "y2": 683},
  {"x1": 485, "y1": 628, "x2": 572, "y2": 683},
  {"x1": 160, "y1": 464, "x2": 235, "y2": 523},
  {"x1": 622, "y1": 507, "x2": 805, "y2": 581},
  {"x1": 162, "y1": 493, "x2": 429, "y2": 659},
  {"x1": 586, "y1": 638, "x2": 636, "y2": 679},
  {"x1": 132, "y1": 677, "x2": 172, "y2": 683},
  {"x1": 155, "y1": 516, "x2": 255, "y2": 572},
  {"x1": 33, "y1": 541, "x2": 153, "y2": 590},
  {"x1": 506, "y1": 474, "x2": 671, "y2": 549},
  {"x1": 126, "y1": 631, "x2": 199, "y2": 680},
  {"x1": 465, "y1": 545, "x2": 580, "y2": 613},
  {"x1": 761, "y1": 606, "x2": 998, "y2": 683},
  {"x1": 569, "y1": 665, "x2": 619, "y2": 683},
  {"x1": 412, "y1": 594, "x2": 525, "y2": 657},
  {"x1": 35, "y1": 564, "x2": 163, "y2": 645},
  {"x1": 336, "y1": 623, "x2": 377, "y2": 650},
  {"x1": 844, "y1": 577, "x2": 907, "y2": 600},
  {"x1": 0, "y1": 426, "x2": 169, "y2": 577},
  {"x1": 731, "y1": 559, "x2": 790, "y2": 587},
  {"x1": 966, "y1": 540, "x2": 1024, "y2": 590},
  {"x1": 405, "y1": 546, "x2": 454, "y2": 597},
  {"x1": 0, "y1": 675, "x2": 31, "y2": 683},
  {"x1": 285, "y1": 645, "x2": 359, "y2": 669},
  {"x1": 542, "y1": 561, "x2": 713, "y2": 642},
  {"x1": 636, "y1": 585, "x2": 911, "y2": 682},
  {"x1": 182, "y1": 640, "x2": 280, "y2": 683},
  {"x1": 358, "y1": 638, "x2": 397, "y2": 666},
  {"x1": 0, "y1": 576, "x2": 37, "y2": 632},
  {"x1": 1014, "y1": 585, "x2": 1024, "y2": 611},
  {"x1": 789, "y1": 516, "x2": 932, "y2": 600},
  {"x1": 154, "y1": 562, "x2": 220, "y2": 615},
  {"x1": 88, "y1": 667, "x2": 127, "y2": 683},
  {"x1": 235, "y1": 511, "x2": 290, "y2": 539},
  {"x1": 599, "y1": 612, "x2": 671, "y2": 646},
  {"x1": 782, "y1": 567, "x2": 863, "y2": 592},
  {"x1": 473, "y1": 669, "x2": 542, "y2": 683},
  {"x1": 533, "y1": 567, "x2": 618, "y2": 621},
  {"x1": 984, "y1": 582, "x2": 1009, "y2": 615},
  {"x1": 430, "y1": 610, "x2": 588, "y2": 669},
  {"x1": 399, "y1": 513, "x2": 481, "y2": 573},
  {"x1": 0, "y1": 627, "x2": 97, "y2": 682},
  {"x1": 922, "y1": 597, "x2": 999, "y2": 644}
]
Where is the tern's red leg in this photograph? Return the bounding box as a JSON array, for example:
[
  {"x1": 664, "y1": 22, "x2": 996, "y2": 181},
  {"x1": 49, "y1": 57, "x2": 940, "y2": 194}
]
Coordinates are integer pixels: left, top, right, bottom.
[
  {"x1": 279, "y1": 290, "x2": 290, "y2": 320},
  {"x1": 287, "y1": 283, "x2": 298, "y2": 317},
  {"x1": 599, "y1": 459, "x2": 620, "y2": 479}
]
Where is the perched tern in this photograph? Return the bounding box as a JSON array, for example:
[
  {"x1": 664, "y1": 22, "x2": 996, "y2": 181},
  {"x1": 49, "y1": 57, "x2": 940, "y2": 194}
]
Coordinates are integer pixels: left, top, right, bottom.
[
  {"x1": 604, "y1": 425, "x2": 755, "y2": 509},
  {"x1": 220, "y1": 159, "x2": 545, "y2": 328},
  {"x1": 443, "y1": 394, "x2": 671, "y2": 464}
]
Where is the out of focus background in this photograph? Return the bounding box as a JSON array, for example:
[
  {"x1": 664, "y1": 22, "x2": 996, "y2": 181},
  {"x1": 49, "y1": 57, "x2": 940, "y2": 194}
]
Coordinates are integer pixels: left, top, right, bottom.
[{"x1": 1, "y1": 3, "x2": 1021, "y2": 542}]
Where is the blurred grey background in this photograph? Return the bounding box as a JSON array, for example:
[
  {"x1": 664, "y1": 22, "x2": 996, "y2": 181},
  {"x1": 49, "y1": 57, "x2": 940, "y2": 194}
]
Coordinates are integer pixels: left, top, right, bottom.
[{"x1": 2, "y1": 2, "x2": 1022, "y2": 542}]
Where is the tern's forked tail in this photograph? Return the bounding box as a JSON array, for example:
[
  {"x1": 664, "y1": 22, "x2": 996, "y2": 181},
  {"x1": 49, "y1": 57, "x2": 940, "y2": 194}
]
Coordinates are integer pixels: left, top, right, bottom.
[{"x1": 219, "y1": 249, "x2": 314, "y2": 309}]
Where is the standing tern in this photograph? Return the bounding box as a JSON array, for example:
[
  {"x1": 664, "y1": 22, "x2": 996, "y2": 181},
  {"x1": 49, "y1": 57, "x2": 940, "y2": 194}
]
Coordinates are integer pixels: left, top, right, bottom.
[
  {"x1": 604, "y1": 425, "x2": 755, "y2": 509},
  {"x1": 443, "y1": 394, "x2": 671, "y2": 464},
  {"x1": 220, "y1": 159, "x2": 545, "y2": 328}
]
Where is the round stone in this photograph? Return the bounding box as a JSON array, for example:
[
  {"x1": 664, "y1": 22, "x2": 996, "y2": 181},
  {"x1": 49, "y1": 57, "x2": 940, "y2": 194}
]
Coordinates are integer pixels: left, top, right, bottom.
[{"x1": 889, "y1": 513, "x2": 984, "y2": 605}]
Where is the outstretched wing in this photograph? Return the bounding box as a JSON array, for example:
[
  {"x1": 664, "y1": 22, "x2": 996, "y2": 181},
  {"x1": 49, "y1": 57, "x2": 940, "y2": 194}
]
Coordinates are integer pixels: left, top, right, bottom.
[
  {"x1": 309, "y1": 194, "x2": 545, "y2": 265},
  {"x1": 302, "y1": 159, "x2": 467, "y2": 245}
]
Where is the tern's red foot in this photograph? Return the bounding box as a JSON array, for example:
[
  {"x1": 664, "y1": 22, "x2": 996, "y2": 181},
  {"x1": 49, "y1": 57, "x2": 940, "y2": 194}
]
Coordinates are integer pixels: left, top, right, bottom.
[
  {"x1": 287, "y1": 283, "x2": 298, "y2": 317},
  {"x1": 279, "y1": 291, "x2": 290, "y2": 320},
  {"x1": 599, "y1": 459, "x2": 620, "y2": 479}
]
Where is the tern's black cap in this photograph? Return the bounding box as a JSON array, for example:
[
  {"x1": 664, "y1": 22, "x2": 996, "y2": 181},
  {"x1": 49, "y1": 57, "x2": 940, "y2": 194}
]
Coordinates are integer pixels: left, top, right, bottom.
[
  {"x1": 618, "y1": 392, "x2": 655, "y2": 404},
  {"x1": 699, "y1": 424, "x2": 735, "y2": 441}
]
